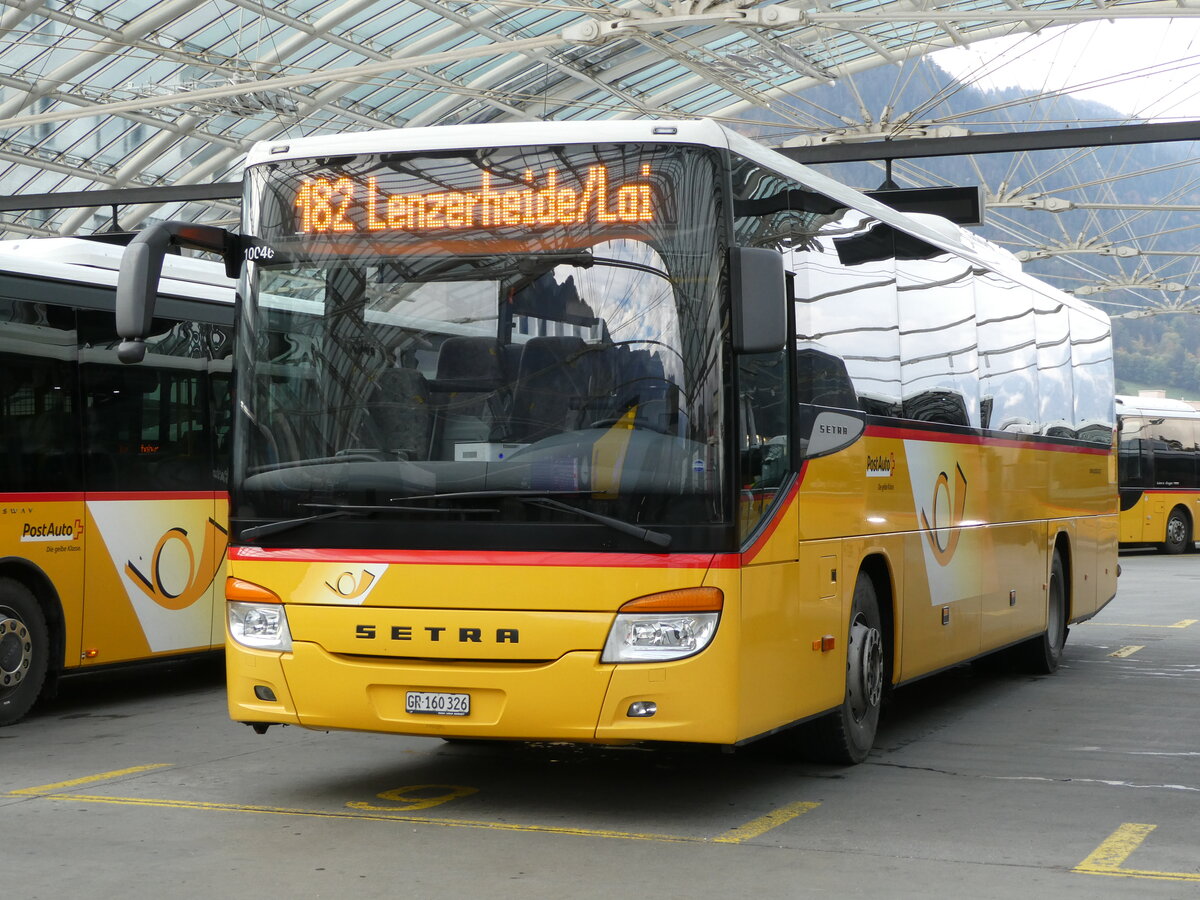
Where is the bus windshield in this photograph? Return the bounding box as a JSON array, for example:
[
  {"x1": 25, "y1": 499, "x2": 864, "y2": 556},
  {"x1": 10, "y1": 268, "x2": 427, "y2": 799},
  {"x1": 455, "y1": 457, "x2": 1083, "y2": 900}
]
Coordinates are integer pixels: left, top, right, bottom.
[{"x1": 235, "y1": 143, "x2": 728, "y2": 550}]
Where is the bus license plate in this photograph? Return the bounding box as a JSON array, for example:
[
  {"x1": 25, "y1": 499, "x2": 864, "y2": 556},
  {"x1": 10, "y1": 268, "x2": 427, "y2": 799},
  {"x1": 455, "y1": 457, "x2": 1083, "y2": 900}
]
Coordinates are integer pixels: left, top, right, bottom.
[{"x1": 406, "y1": 691, "x2": 470, "y2": 716}]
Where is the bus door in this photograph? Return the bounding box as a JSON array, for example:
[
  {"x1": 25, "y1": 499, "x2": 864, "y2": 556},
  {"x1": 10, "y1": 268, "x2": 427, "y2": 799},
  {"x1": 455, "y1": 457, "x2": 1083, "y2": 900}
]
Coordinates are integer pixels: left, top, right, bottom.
[
  {"x1": 1117, "y1": 416, "x2": 1151, "y2": 542},
  {"x1": 0, "y1": 298, "x2": 86, "y2": 666},
  {"x1": 77, "y1": 312, "x2": 227, "y2": 666}
]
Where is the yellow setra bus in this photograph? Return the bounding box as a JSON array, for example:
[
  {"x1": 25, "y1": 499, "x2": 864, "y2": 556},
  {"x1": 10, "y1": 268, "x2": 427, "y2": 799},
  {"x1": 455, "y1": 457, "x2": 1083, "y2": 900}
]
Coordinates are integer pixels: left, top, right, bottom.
[
  {"x1": 1, "y1": 237, "x2": 234, "y2": 725},
  {"x1": 1116, "y1": 393, "x2": 1200, "y2": 553},
  {"x1": 116, "y1": 120, "x2": 1119, "y2": 763}
]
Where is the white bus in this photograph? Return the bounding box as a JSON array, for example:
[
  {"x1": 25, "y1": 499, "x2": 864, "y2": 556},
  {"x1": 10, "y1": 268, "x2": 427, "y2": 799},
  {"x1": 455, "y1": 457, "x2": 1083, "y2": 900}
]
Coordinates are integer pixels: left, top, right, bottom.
[
  {"x1": 1116, "y1": 393, "x2": 1200, "y2": 552},
  {"x1": 0, "y1": 237, "x2": 234, "y2": 724}
]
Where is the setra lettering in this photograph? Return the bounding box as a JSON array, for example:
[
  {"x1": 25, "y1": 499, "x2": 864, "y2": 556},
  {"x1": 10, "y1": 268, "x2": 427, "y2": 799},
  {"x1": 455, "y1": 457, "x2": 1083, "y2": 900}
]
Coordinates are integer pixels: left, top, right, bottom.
[{"x1": 353, "y1": 624, "x2": 521, "y2": 644}]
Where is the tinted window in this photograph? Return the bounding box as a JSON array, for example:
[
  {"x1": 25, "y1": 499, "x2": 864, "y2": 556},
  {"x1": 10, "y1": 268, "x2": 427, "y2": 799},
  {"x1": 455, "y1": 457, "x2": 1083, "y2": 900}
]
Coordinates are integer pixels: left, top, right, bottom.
[
  {"x1": 737, "y1": 350, "x2": 791, "y2": 540},
  {"x1": 1148, "y1": 417, "x2": 1198, "y2": 488},
  {"x1": 1117, "y1": 416, "x2": 1150, "y2": 487},
  {"x1": 791, "y1": 210, "x2": 901, "y2": 418},
  {"x1": 977, "y1": 273, "x2": 1039, "y2": 433},
  {"x1": 1070, "y1": 307, "x2": 1114, "y2": 445},
  {"x1": 1035, "y1": 298, "x2": 1075, "y2": 437},
  {"x1": 897, "y1": 252, "x2": 978, "y2": 428},
  {"x1": 79, "y1": 312, "x2": 219, "y2": 492},
  {"x1": 0, "y1": 299, "x2": 82, "y2": 492}
]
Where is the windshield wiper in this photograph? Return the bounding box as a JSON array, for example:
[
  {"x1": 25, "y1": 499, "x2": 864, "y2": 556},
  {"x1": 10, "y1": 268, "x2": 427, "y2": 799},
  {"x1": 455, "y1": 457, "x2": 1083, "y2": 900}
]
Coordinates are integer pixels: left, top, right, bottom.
[
  {"x1": 393, "y1": 490, "x2": 671, "y2": 548},
  {"x1": 519, "y1": 496, "x2": 671, "y2": 548},
  {"x1": 248, "y1": 453, "x2": 406, "y2": 475},
  {"x1": 395, "y1": 489, "x2": 588, "y2": 502},
  {"x1": 240, "y1": 508, "x2": 367, "y2": 541},
  {"x1": 240, "y1": 501, "x2": 498, "y2": 541}
]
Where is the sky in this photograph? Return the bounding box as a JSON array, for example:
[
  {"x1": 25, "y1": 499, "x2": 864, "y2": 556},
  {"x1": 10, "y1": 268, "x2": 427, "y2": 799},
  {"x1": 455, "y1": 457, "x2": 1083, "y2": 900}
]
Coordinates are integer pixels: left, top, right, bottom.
[{"x1": 931, "y1": 21, "x2": 1200, "y2": 121}]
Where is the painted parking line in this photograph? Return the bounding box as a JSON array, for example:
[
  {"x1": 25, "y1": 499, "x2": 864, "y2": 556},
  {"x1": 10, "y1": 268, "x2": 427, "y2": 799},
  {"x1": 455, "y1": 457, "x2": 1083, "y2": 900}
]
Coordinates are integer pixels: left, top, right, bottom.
[
  {"x1": 712, "y1": 801, "x2": 820, "y2": 844},
  {"x1": 9, "y1": 765, "x2": 819, "y2": 845},
  {"x1": 1109, "y1": 645, "x2": 1144, "y2": 658},
  {"x1": 1075, "y1": 823, "x2": 1200, "y2": 883},
  {"x1": 1083, "y1": 619, "x2": 1197, "y2": 629},
  {"x1": 10, "y1": 764, "x2": 172, "y2": 795}
]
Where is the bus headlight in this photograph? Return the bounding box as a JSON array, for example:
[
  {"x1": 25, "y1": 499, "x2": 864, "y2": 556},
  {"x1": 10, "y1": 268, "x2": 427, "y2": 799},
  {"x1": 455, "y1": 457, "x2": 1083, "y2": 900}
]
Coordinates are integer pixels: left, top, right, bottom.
[
  {"x1": 601, "y1": 588, "x2": 722, "y2": 663},
  {"x1": 228, "y1": 601, "x2": 293, "y2": 652}
]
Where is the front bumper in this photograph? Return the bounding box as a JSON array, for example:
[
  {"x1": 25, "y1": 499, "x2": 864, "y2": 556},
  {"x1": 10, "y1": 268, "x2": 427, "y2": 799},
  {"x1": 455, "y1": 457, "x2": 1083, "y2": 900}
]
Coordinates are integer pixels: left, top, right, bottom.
[{"x1": 227, "y1": 630, "x2": 740, "y2": 744}]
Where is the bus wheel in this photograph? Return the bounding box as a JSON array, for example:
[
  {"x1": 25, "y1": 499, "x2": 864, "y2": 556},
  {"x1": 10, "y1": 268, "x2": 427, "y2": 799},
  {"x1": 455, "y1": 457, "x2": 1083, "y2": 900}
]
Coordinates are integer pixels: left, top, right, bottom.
[
  {"x1": 812, "y1": 572, "x2": 884, "y2": 765},
  {"x1": 0, "y1": 578, "x2": 49, "y2": 726},
  {"x1": 1022, "y1": 551, "x2": 1067, "y2": 675},
  {"x1": 1161, "y1": 507, "x2": 1191, "y2": 555}
]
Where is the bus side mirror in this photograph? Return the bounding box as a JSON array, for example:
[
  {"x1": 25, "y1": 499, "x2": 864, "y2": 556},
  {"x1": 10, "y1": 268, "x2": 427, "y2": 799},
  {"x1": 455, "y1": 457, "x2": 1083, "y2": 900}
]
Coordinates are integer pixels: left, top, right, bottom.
[
  {"x1": 116, "y1": 221, "x2": 242, "y2": 363},
  {"x1": 730, "y1": 246, "x2": 787, "y2": 354}
]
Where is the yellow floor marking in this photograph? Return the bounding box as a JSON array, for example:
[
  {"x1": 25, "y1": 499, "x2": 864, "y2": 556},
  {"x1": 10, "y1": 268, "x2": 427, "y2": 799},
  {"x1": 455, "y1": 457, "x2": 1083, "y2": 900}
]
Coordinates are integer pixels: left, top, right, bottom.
[
  {"x1": 1084, "y1": 620, "x2": 1196, "y2": 629},
  {"x1": 712, "y1": 801, "x2": 820, "y2": 843},
  {"x1": 27, "y1": 792, "x2": 696, "y2": 841},
  {"x1": 10, "y1": 764, "x2": 172, "y2": 796},
  {"x1": 1075, "y1": 823, "x2": 1200, "y2": 883},
  {"x1": 1077, "y1": 823, "x2": 1156, "y2": 868},
  {"x1": 9, "y1": 775, "x2": 818, "y2": 845},
  {"x1": 348, "y1": 784, "x2": 478, "y2": 812},
  {"x1": 1109, "y1": 645, "x2": 1144, "y2": 658}
]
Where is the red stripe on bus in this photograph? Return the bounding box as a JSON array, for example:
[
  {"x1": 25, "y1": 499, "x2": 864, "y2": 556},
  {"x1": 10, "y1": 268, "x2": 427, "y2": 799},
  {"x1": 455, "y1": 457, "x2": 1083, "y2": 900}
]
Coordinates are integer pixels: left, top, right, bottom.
[
  {"x1": 229, "y1": 546, "x2": 733, "y2": 569},
  {"x1": 865, "y1": 424, "x2": 1110, "y2": 455},
  {"x1": 0, "y1": 491, "x2": 229, "y2": 502},
  {"x1": 0, "y1": 492, "x2": 86, "y2": 502},
  {"x1": 85, "y1": 491, "x2": 228, "y2": 501}
]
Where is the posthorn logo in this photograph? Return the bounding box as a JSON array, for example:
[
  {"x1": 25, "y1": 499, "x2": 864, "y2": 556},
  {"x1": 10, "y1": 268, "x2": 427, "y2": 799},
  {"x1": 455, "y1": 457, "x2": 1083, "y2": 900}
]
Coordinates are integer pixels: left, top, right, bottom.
[
  {"x1": 125, "y1": 518, "x2": 229, "y2": 610},
  {"x1": 327, "y1": 570, "x2": 376, "y2": 600}
]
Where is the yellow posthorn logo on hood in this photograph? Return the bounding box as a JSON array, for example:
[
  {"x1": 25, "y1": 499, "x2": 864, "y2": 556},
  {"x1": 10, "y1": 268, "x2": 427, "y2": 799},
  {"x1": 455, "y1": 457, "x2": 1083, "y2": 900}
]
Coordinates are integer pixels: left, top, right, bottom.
[
  {"x1": 327, "y1": 571, "x2": 376, "y2": 599},
  {"x1": 126, "y1": 518, "x2": 229, "y2": 610}
]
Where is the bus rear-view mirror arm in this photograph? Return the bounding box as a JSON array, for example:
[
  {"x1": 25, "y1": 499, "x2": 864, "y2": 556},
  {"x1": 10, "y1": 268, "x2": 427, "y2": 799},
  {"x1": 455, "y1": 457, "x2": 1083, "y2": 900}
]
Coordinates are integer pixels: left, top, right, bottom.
[
  {"x1": 116, "y1": 221, "x2": 242, "y2": 363},
  {"x1": 730, "y1": 246, "x2": 787, "y2": 354}
]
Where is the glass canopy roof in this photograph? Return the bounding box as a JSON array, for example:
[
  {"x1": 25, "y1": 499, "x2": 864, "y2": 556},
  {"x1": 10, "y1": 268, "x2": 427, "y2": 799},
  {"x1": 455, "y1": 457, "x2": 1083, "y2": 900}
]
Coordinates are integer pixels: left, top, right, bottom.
[{"x1": 0, "y1": 0, "x2": 1168, "y2": 230}]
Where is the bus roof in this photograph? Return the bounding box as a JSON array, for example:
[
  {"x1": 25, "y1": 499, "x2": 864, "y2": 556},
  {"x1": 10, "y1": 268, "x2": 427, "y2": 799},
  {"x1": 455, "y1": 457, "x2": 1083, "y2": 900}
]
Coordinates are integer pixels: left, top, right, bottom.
[
  {"x1": 1116, "y1": 394, "x2": 1200, "y2": 417},
  {"x1": 244, "y1": 118, "x2": 733, "y2": 166},
  {"x1": 242, "y1": 118, "x2": 1106, "y2": 325},
  {"x1": 0, "y1": 237, "x2": 234, "y2": 304}
]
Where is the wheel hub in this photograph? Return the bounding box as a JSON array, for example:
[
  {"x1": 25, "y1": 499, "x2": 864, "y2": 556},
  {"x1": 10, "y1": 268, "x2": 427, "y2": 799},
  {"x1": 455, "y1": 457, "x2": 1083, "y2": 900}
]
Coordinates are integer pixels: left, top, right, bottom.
[
  {"x1": 1167, "y1": 516, "x2": 1187, "y2": 545},
  {"x1": 847, "y1": 617, "x2": 883, "y2": 722},
  {"x1": 0, "y1": 614, "x2": 31, "y2": 690}
]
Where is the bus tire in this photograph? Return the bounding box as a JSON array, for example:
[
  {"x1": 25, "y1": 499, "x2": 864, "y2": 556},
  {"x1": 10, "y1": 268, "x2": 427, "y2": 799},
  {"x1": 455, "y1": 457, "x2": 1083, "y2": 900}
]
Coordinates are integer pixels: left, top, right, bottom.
[
  {"x1": 1021, "y1": 551, "x2": 1067, "y2": 675},
  {"x1": 1160, "y1": 507, "x2": 1191, "y2": 555},
  {"x1": 0, "y1": 578, "x2": 50, "y2": 726},
  {"x1": 811, "y1": 572, "x2": 884, "y2": 765}
]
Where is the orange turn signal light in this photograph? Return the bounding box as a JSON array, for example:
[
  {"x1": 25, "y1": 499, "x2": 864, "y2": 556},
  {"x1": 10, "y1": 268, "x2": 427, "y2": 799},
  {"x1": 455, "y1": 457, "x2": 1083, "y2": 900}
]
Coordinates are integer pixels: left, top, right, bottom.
[
  {"x1": 618, "y1": 587, "x2": 723, "y2": 613},
  {"x1": 225, "y1": 577, "x2": 281, "y2": 604}
]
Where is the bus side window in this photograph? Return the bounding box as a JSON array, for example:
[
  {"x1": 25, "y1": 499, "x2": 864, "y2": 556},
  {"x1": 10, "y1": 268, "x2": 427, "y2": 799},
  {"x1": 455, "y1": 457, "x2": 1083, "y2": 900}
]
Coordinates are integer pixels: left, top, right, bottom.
[
  {"x1": 79, "y1": 313, "x2": 214, "y2": 492},
  {"x1": 738, "y1": 350, "x2": 791, "y2": 540},
  {"x1": 1117, "y1": 417, "x2": 1149, "y2": 486},
  {"x1": 0, "y1": 300, "x2": 82, "y2": 492},
  {"x1": 1151, "y1": 418, "x2": 1197, "y2": 489},
  {"x1": 795, "y1": 346, "x2": 858, "y2": 411}
]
